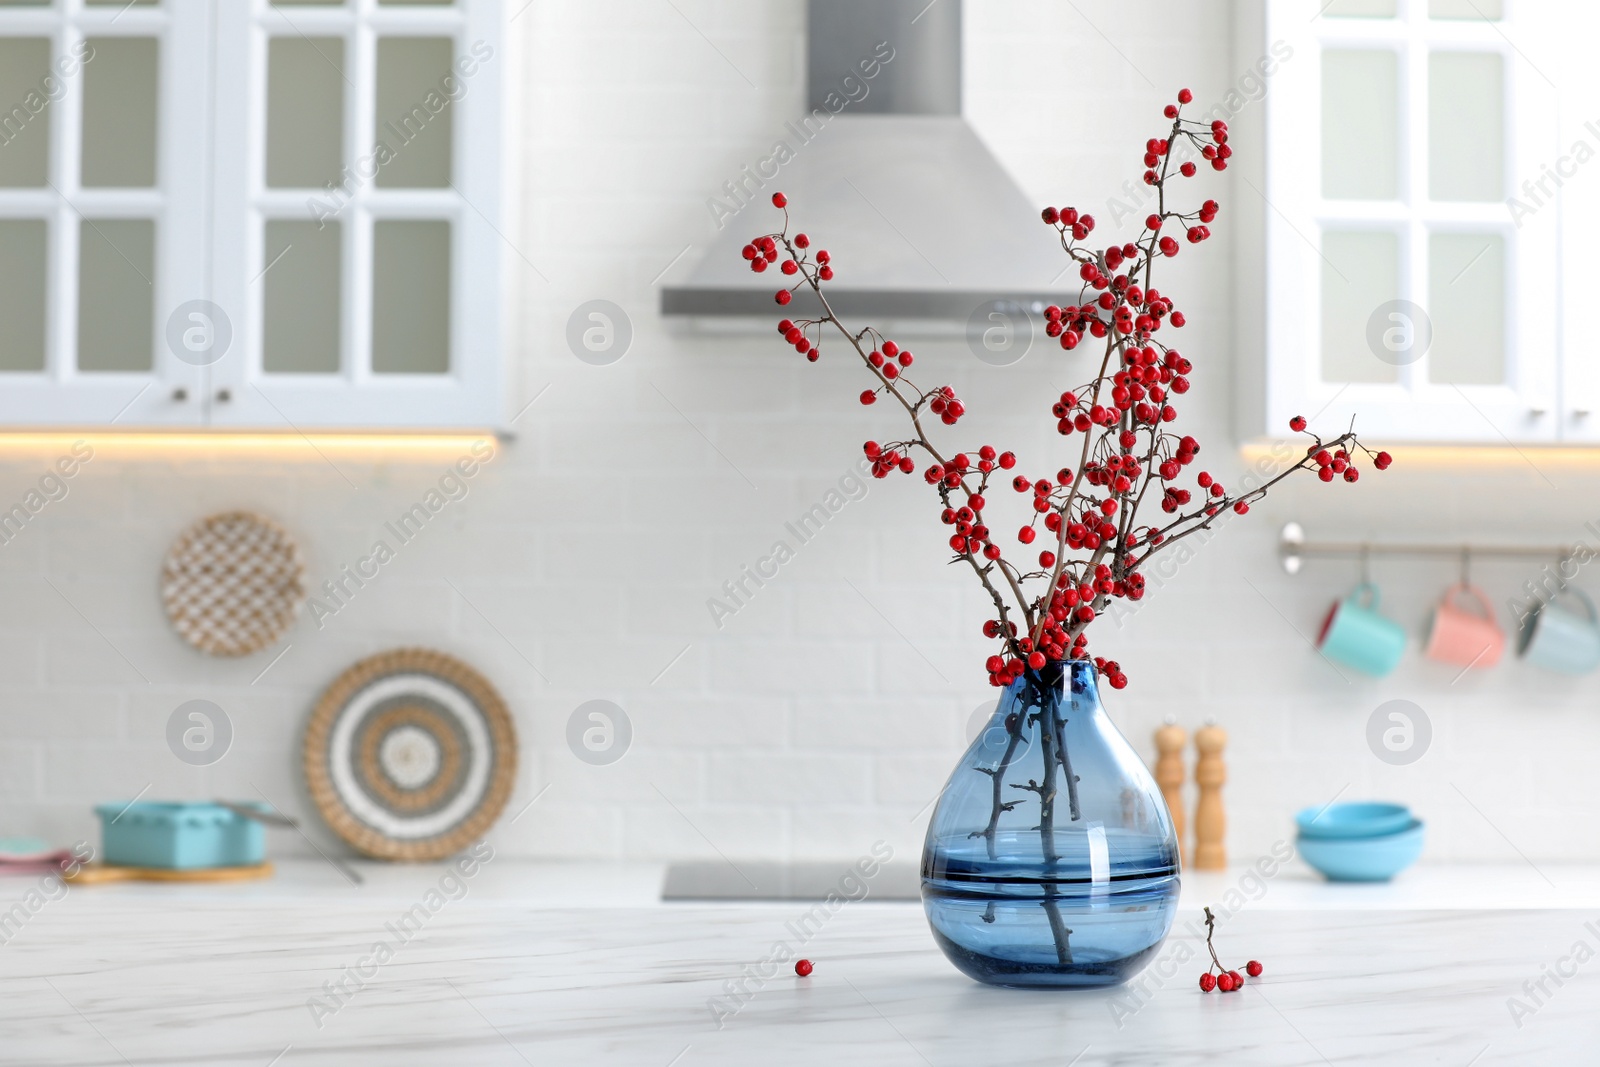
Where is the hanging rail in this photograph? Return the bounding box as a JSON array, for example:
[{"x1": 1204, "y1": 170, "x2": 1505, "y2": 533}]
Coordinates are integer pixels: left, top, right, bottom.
[{"x1": 1278, "y1": 522, "x2": 1582, "y2": 575}]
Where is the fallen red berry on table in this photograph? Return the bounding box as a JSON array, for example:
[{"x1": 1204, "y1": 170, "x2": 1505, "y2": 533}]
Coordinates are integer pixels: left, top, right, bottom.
[
  {"x1": 1198, "y1": 906, "x2": 1263, "y2": 995},
  {"x1": 795, "y1": 959, "x2": 813, "y2": 977}
]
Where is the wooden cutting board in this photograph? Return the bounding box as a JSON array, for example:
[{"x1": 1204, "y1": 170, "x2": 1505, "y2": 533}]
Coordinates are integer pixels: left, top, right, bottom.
[{"x1": 64, "y1": 862, "x2": 273, "y2": 885}]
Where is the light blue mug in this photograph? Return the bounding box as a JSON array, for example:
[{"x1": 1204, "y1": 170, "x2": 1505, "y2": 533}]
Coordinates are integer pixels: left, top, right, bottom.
[
  {"x1": 1518, "y1": 589, "x2": 1600, "y2": 675},
  {"x1": 1317, "y1": 583, "x2": 1406, "y2": 677}
]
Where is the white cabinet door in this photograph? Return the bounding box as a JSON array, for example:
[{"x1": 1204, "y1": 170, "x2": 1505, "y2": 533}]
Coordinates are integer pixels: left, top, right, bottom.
[
  {"x1": 1553, "y1": 1, "x2": 1600, "y2": 445},
  {"x1": 1262, "y1": 0, "x2": 1561, "y2": 444},
  {"x1": 0, "y1": 0, "x2": 212, "y2": 426},
  {"x1": 208, "y1": 0, "x2": 504, "y2": 430}
]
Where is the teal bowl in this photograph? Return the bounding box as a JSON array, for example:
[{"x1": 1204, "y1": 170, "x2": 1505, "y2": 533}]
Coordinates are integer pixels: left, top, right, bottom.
[
  {"x1": 1296, "y1": 821, "x2": 1424, "y2": 882},
  {"x1": 1295, "y1": 802, "x2": 1413, "y2": 840}
]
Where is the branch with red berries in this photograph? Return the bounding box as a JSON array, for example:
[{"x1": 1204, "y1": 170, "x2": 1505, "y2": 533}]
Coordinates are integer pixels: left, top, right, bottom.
[
  {"x1": 1197, "y1": 906, "x2": 1262, "y2": 994},
  {"x1": 742, "y1": 88, "x2": 1391, "y2": 689}
]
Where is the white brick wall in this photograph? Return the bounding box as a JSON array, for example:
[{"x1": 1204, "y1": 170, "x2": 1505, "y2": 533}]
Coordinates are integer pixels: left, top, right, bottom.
[{"x1": 3, "y1": 1, "x2": 1597, "y2": 870}]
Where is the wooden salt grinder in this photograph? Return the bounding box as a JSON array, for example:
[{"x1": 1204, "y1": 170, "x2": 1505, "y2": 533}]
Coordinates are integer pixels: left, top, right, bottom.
[
  {"x1": 1153, "y1": 717, "x2": 1187, "y2": 864},
  {"x1": 1193, "y1": 720, "x2": 1227, "y2": 870}
]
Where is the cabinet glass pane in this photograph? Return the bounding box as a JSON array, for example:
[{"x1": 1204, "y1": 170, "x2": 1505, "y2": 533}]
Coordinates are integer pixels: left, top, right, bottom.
[
  {"x1": 1320, "y1": 0, "x2": 1397, "y2": 16},
  {"x1": 0, "y1": 219, "x2": 47, "y2": 371},
  {"x1": 1431, "y1": 0, "x2": 1501, "y2": 18},
  {"x1": 78, "y1": 219, "x2": 154, "y2": 373},
  {"x1": 0, "y1": 39, "x2": 51, "y2": 187},
  {"x1": 1428, "y1": 233, "x2": 1504, "y2": 386},
  {"x1": 1321, "y1": 230, "x2": 1400, "y2": 384},
  {"x1": 82, "y1": 38, "x2": 159, "y2": 188},
  {"x1": 266, "y1": 37, "x2": 345, "y2": 189},
  {"x1": 263, "y1": 220, "x2": 342, "y2": 374},
  {"x1": 374, "y1": 37, "x2": 453, "y2": 188},
  {"x1": 1322, "y1": 50, "x2": 1399, "y2": 200},
  {"x1": 1429, "y1": 53, "x2": 1502, "y2": 202},
  {"x1": 372, "y1": 220, "x2": 449, "y2": 374}
]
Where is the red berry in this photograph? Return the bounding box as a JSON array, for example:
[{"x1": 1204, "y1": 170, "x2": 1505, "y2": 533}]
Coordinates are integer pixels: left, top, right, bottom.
[
  {"x1": 794, "y1": 959, "x2": 813, "y2": 976},
  {"x1": 1228, "y1": 970, "x2": 1243, "y2": 988},
  {"x1": 1027, "y1": 651, "x2": 1046, "y2": 670},
  {"x1": 1374, "y1": 450, "x2": 1393, "y2": 470},
  {"x1": 1233, "y1": 500, "x2": 1249, "y2": 514},
  {"x1": 1018, "y1": 526, "x2": 1036, "y2": 544},
  {"x1": 1318, "y1": 466, "x2": 1335, "y2": 483},
  {"x1": 772, "y1": 192, "x2": 788, "y2": 208},
  {"x1": 1180, "y1": 162, "x2": 1197, "y2": 178},
  {"x1": 1178, "y1": 88, "x2": 1193, "y2": 104},
  {"x1": 859, "y1": 390, "x2": 876, "y2": 405},
  {"x1": 1289, "y1": 415, "x2": 1307, "y2": 432},
  {"x1": 1216, "y1": 973, "x2": 1234, "y2": 992},
  {"x1": 1343, "y1": 467, "x2": 1359, "y2": 483},
  {"x1": 1199, "y1": 973, "x2": 1216, "y2": 992},
  {"x1": 775, "y1": 290, "x2": 791, "y2": 306},
  {"x1": 1246, "y1": 960, "x2": 1263, "y2": 977}
]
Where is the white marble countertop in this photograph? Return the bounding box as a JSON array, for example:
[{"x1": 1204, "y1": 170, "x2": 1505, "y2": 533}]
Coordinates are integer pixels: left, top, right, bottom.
[{"x1": 3, "y1": 861, "x2": 1598, "y2": 1065}]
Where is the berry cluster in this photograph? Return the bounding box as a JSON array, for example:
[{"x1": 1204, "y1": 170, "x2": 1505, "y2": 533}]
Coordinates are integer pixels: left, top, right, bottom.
[
  {"x1": 1197, "y1": 906, "x2": 1263, "y2": 994},
  {"x1": 745, "y1": 88, "x2": 1388, "y2": 687}
]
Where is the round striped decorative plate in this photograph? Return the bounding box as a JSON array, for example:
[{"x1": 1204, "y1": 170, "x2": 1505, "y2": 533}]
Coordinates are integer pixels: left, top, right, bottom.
[{"x1": 303, "y1": 649, "x2": 517, "y2": 860}]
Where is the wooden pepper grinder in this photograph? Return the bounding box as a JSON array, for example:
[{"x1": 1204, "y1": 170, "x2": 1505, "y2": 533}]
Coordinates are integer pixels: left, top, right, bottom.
[
  {"x1": 1193, "y1": 719, "x2": 1227, "y2": 870},
  {"x1": 1153, "y1": 716, "x2": 1187, "y2": 865}
]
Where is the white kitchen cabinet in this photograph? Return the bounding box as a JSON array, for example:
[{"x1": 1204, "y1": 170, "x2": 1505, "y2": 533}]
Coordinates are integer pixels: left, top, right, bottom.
[
  {"x1": 1248, "y1": 0, "x2": 1575, "y2": 444},
  {"x1": 0, "y1": 0, "x2": 503, "y2": 430}
]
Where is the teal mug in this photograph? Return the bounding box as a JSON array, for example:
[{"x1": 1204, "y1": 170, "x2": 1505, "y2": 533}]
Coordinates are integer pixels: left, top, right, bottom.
[
  {"x1": 1317, "y1": 583, "x2": 1406, "y2": 676},
  {"x1": 1518, "y1": 589, "x2": 1600, "y2": 675}
]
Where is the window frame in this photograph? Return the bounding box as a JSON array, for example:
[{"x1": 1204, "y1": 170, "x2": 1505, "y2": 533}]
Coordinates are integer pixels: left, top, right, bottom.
[{"x1": 1253, "y1": 0, "x2": 1562, "y2": 444}]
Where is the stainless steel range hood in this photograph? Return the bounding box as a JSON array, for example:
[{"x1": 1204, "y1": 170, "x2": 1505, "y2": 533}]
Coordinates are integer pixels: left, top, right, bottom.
[{"x1": 660, "y1": 0, "x2": 1065, "y2": 321}]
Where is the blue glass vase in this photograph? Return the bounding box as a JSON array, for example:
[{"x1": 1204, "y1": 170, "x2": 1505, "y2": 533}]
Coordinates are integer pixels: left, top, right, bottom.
[{"x1": 921, "y1": 660, "x2": 1180, "y2": 988}]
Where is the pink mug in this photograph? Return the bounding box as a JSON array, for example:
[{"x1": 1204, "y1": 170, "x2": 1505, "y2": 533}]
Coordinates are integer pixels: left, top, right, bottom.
[{"x1": 1425, "y1": 584, "x2": 1504, "y2": 669}]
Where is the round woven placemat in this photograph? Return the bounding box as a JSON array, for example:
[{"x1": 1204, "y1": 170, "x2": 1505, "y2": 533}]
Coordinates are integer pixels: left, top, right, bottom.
[
  {"x1": 160, "y1": 511, "x2": 306, "y2": 657},
  {"x1": 302, "y1": 649, "x2": 518, "y2": 861}
]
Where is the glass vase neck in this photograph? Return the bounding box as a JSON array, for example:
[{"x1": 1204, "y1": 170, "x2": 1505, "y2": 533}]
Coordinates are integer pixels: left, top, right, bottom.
[{"x1": 1017, "y1": 659, "x2": 1100, "y2": 702}]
